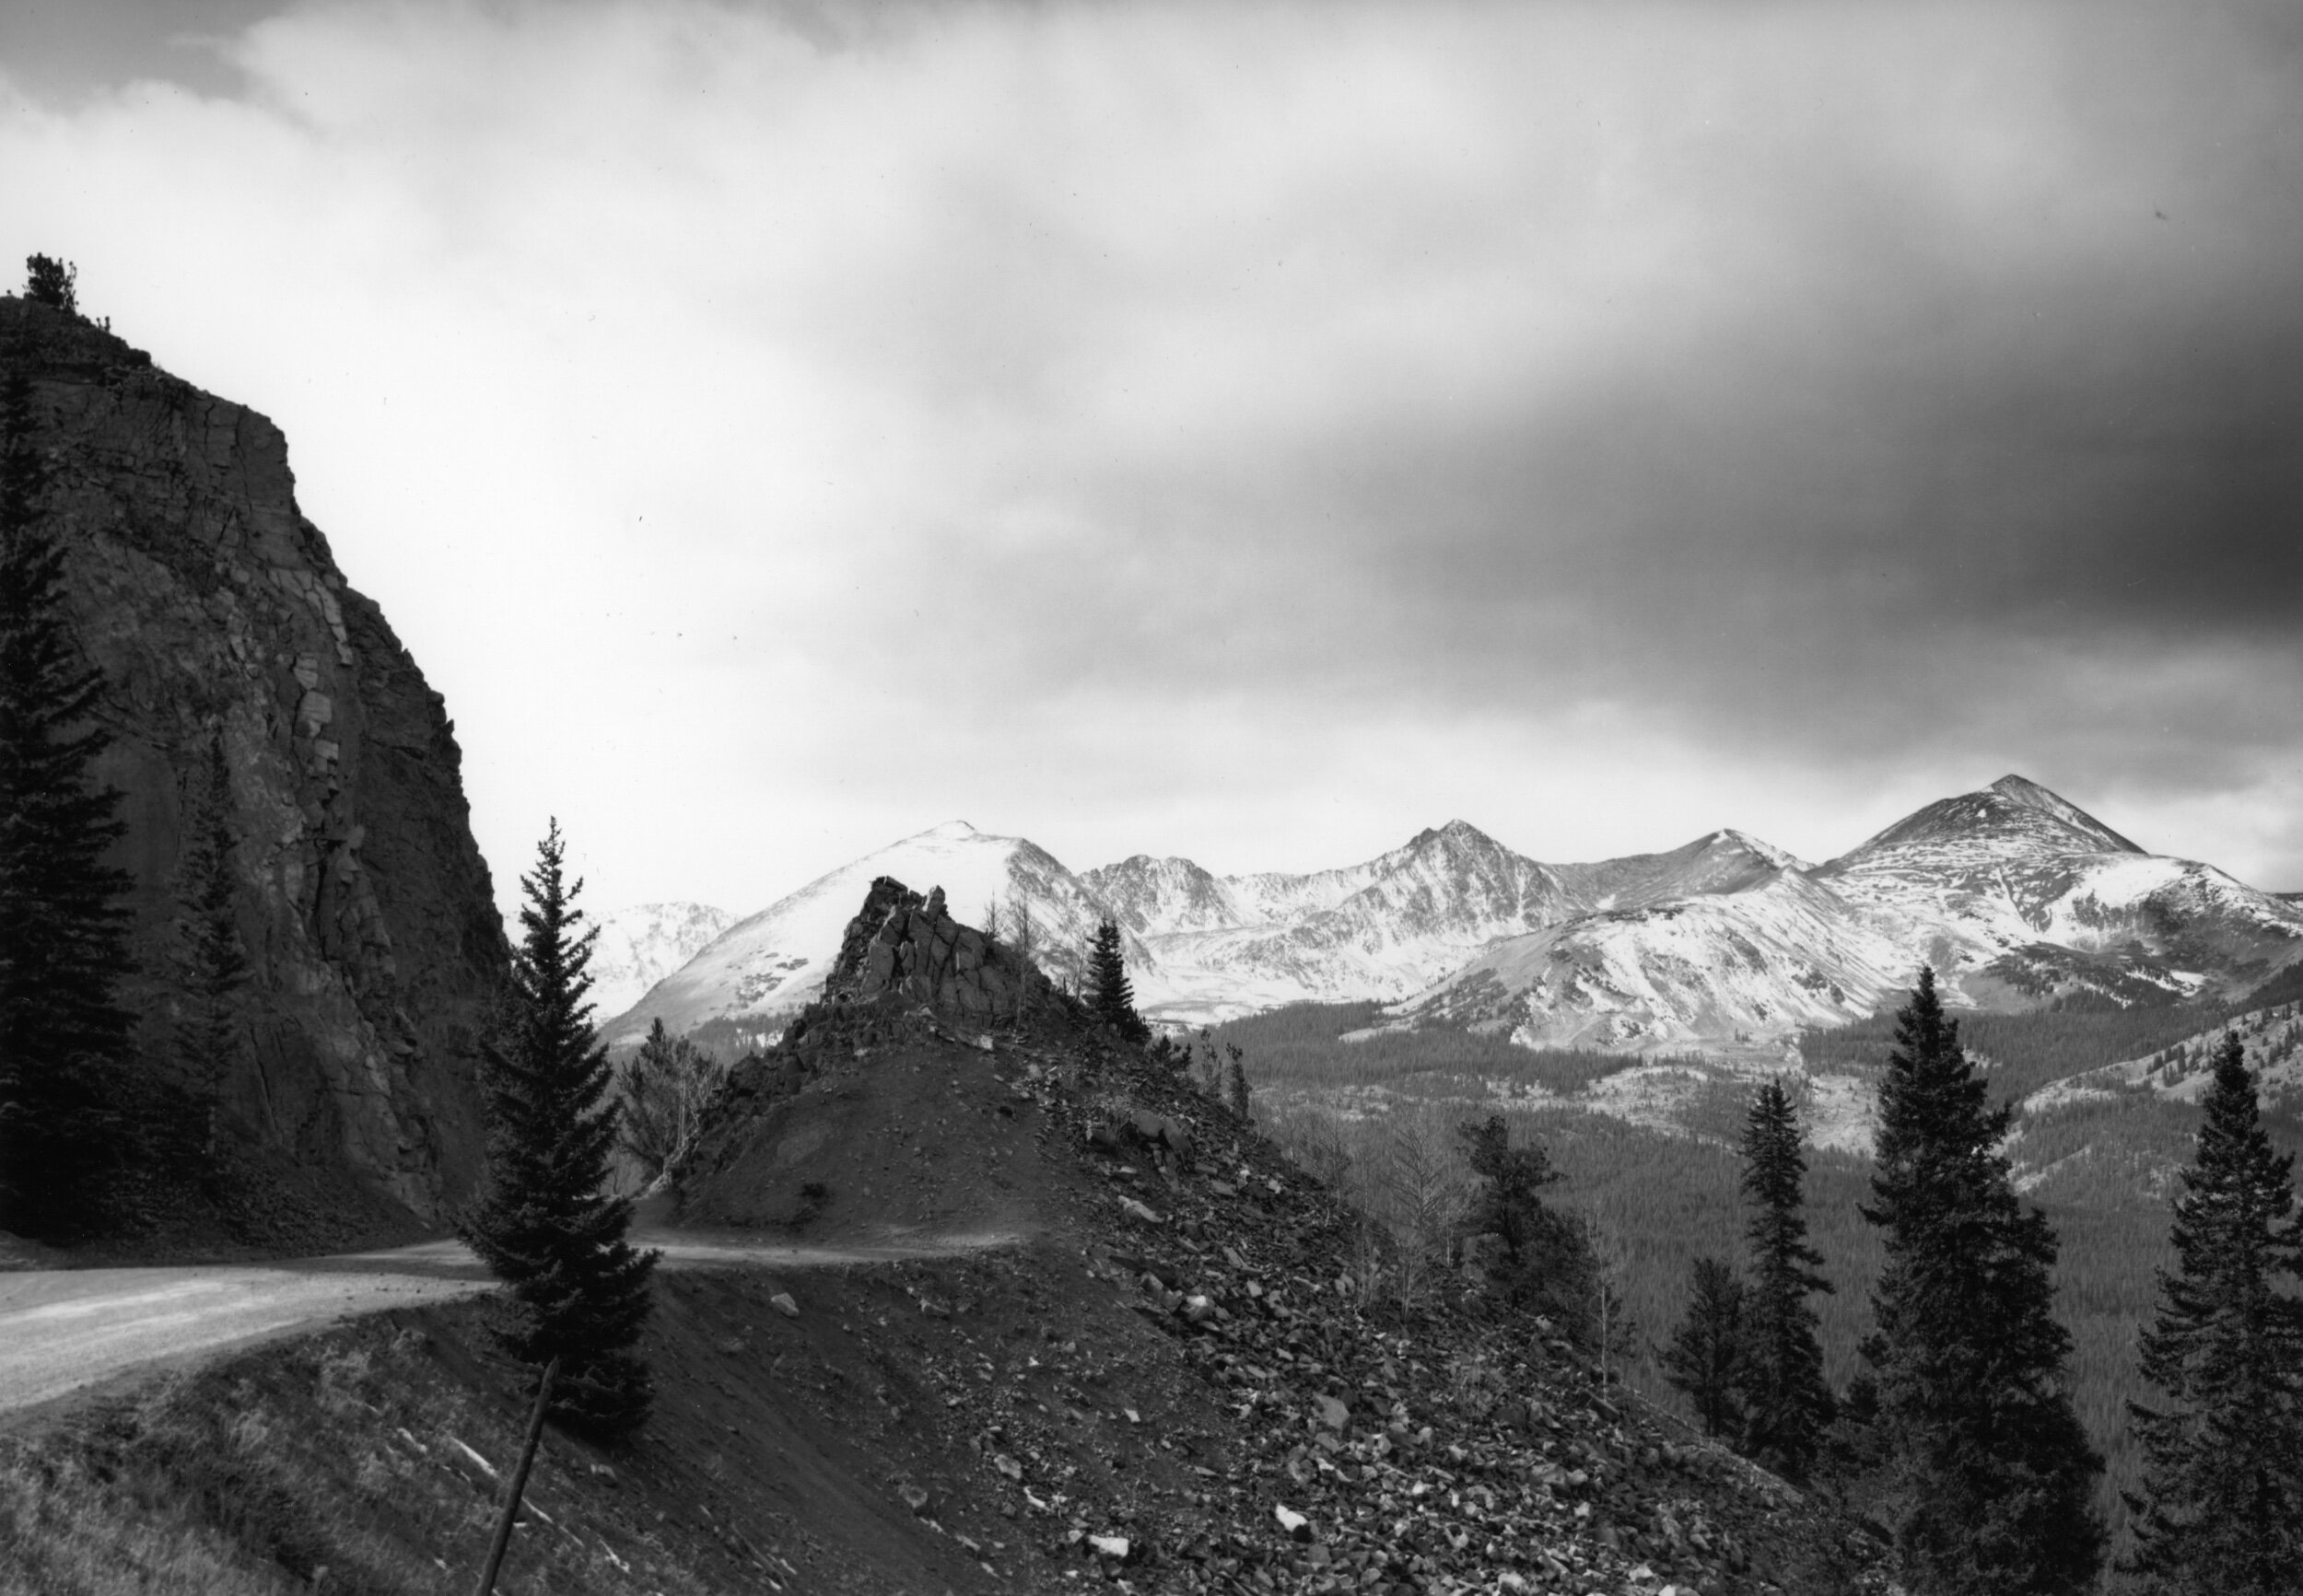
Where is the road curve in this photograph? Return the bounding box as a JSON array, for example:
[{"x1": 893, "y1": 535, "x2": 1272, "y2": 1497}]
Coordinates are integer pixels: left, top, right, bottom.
[{"x1": 0, "y1": 1226, "x2": 1019, "y2": 1420}]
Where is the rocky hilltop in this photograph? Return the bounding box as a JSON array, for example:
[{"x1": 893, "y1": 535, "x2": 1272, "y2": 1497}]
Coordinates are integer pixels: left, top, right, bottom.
[
  {"x1": 657, "y1": 881, "x2": 1881, "y2": 1592},
  {"x1": 2, "y1": 294, "x2": 503, "y2": 1231}
]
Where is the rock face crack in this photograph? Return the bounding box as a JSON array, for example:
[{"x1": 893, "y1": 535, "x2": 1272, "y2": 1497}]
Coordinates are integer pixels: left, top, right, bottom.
[{"x1": 4, "y1": 295, "x2": 504, "y2": 1226}]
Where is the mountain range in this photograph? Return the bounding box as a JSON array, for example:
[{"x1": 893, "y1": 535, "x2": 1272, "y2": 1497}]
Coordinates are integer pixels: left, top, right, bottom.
[{"x1": 603, "y1": 775, "x2": 2303, "y2": 1054}]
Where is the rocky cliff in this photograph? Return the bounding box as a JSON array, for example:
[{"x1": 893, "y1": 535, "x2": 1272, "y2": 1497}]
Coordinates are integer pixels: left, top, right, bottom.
[{"x1": 1, "y1": 294, "x2": 503, "y2": 1230}]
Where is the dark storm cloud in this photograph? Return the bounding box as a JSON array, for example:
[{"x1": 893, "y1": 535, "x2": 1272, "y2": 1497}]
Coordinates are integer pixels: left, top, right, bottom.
[
  {"x1": 892, "y1": 0, "x2": 2303, "y2": 798},
  {"x1": 7, "y1": 0, "x2": 2300, "y2": 899},
  {"x1": 0, "y1": 0, "x2": 286, "y2": 100}
]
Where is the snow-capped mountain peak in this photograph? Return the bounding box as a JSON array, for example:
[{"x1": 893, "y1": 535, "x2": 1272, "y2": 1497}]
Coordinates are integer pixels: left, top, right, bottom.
[
  {"x1": 1830, "y1": 774, "x2": 2144, "y2": 870},
  {"x1": 601, "y1": 821, "x2": 1144, "y2": 1054}
]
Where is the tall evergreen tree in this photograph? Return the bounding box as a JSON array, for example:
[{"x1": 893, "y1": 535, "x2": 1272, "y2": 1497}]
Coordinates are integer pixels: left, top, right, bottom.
[
  {"x1": 1663, "y1": 1255, "x2": 1748, "y2": 1440},
  {"x1": 0, "y1": 339, "x2": 135, "y2": 1239},
  {"x1": 1087, "y1": 917, "x2": 1149, "y2": 1044},
  {"x1": 459, "y1": 822, "x2": 660, "y2": 1436},
  {"x1": 1862, "y1": 967, "x2": 2104, "y2": 1596},
  {"x1": 2123, "y1": 1032, "x2": 2303, "y2": 1594},
  {"x1": 170, "y1": 736, "x2": 249, "y2": 1179},
  {"x1": 1738, "y1": 1078, "x2": 1835, "y2": 1482}
]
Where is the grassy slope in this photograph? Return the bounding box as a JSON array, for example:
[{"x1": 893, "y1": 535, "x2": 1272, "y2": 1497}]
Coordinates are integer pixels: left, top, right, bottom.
[{"x1": 0, "y1": 1264, "x2": 1047, "y2": 1596}]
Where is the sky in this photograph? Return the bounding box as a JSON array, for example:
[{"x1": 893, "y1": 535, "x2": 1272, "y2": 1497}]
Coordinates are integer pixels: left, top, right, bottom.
[{"x1": 4, "y1": 0, "x2": 2300, "y2": 914}]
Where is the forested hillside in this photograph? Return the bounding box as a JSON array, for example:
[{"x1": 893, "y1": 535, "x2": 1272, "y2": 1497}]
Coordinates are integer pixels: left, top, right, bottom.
[{"x1": 1217, "y1": 994, "x2": 2303, "y2": 1556}]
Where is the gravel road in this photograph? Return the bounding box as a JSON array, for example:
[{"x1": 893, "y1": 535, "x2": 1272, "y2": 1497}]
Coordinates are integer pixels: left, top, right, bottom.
[{"x1": 0, "y1": 1227, "x2": 1017, "y2": 1419}]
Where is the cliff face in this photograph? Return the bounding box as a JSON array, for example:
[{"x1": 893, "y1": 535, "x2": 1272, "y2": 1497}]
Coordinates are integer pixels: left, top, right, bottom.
[{"x1": 2, "y1": 295, "x2": 504, "y2": 1227}]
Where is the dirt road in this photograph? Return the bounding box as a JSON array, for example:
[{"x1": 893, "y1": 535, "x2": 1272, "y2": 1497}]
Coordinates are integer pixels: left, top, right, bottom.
[{"x1": 0, "y1": 1226, "x2": 1017, "y2": 1420}]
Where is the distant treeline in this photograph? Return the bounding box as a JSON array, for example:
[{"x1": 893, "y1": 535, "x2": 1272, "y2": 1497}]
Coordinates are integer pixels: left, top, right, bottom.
[{"x1": 1210, "y1": 1000, "x2": 1673, "y2": 1100}]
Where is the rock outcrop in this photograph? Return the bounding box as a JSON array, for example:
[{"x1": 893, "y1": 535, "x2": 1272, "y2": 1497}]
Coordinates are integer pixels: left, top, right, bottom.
[
  {"x1": 2, "y1": 294, "x2": 503, "y2": 1227},
  {"x1": 822, "y1": 876, "x2": 1051, "y2": 1021}
]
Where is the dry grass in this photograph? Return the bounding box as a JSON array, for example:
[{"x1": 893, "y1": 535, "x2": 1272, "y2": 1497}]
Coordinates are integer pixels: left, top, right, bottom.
[{"x1": 0, "y1": 1315, "x2": 714, "y2": 1596}]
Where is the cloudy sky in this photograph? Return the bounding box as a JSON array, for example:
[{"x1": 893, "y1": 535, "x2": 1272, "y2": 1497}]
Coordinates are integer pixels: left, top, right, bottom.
[{"x1": 5, "y1": 0, "x2": 2300, "y2": 914}]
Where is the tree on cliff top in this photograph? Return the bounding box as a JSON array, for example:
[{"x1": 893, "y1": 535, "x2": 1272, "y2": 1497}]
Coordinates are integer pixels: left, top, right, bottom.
[
  {"x1": 1088, "y1": 917, "x2": 1150, "y2": 1044},
  {"x1": 23, "y1": 257, "x2": 76, "y2": 317},
  {"x1": 459, "y1": 822, "x2": 660, "y2": 1436},
  {"x1": 2124, "y1": 1031, "x2": 2303, "y2": 1594},
  {"x1": 1862, "y1": 966, "x2": 2103, "y2": 1595},
  {"x1": 0, "y1": 344, "x2": 136, "y2": 1239}
]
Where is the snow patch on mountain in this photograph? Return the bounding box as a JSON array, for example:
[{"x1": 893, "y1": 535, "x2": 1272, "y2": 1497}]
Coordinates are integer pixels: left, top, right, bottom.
[
  {"x1": 587, "y1": 902, "x2": 736, "y2": 1025},
  {"x1": 1397, "y1": 870, "x2": 1908, "y2": 1049},
  {"x1": 1120, "y1": 821, "x2": 1584, "y2": 1023}
]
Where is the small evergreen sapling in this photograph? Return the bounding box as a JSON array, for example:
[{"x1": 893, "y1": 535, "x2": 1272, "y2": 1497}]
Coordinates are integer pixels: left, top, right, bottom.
[
  {"x1": 170, "y1": 737, "x2": 250, "y2": 1179},
  {"x1": 2123, "y1": 1031, "x2": 2303, "y2": 1594},
  {"x1": 1862, "y1": 967, "x2": 2104, "y2": 1596},
  {"x1": 1455, "y1": 1113, "x2": 1596, "y2": 1340},
  {"x1": 1737, "y1": 1078, "x2": 1835, "y2": 1482},
  {"x1": 1087, "y1": 917, "x2": 1151, "y2": 1044},
  {"x1": 459, "y1": 822, "x2": 661, "y2": 1436},
  {"x1": 1663, "y1": 1256, "x2": 1748, "y2": 1440}
]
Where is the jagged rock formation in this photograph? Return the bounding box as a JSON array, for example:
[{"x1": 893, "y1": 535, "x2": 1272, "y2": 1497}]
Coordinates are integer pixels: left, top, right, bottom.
[
  {"x1": 2, "y1": 294, "x2": 503, "y2": 1227},
  {"x1": 822, "y1": 877, "x2": 1052, "y2": 1020},
  {"x1": 715, "y1": 876, "x2": 1064, "y2": 1108}
]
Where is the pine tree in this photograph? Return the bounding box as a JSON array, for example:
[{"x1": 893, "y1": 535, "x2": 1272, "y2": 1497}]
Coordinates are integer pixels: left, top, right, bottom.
[
  {"x1": 1456, "y1": 1113, "x2": 1596, "y2": 1338},
  {"x1": 1087, "y1": 917, "x2": 1149, "y2": 1044},
  {"x1": 1223, "y1": 1042, "x2": 1251, "y2": 1123},
  {"x1": 459, "y1": 822, "x2": 661, "y2": 1436},
  {"x1": 1862, "y1": 967, "x2": 2104, "y2": 1595},
  {"x1": 170, "y1": 736, "x2": 249, "y2": 1181},
  {"x1": 1738, "y1": 1078, "x2": 1835, "y2": 1482},
  {"x1": 0, "y1": 340, "x2": 136, "y2": 1239},
  {"x1": 24, "y1": 257, "x2": 76, "y2": 317},
  {"x1": 1663, "y1": 1255, "x2": 1747, "y2": 1440},
  {"x1": 2123, "y1": 1031, "x2": 2303, "y2": 1594}
]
